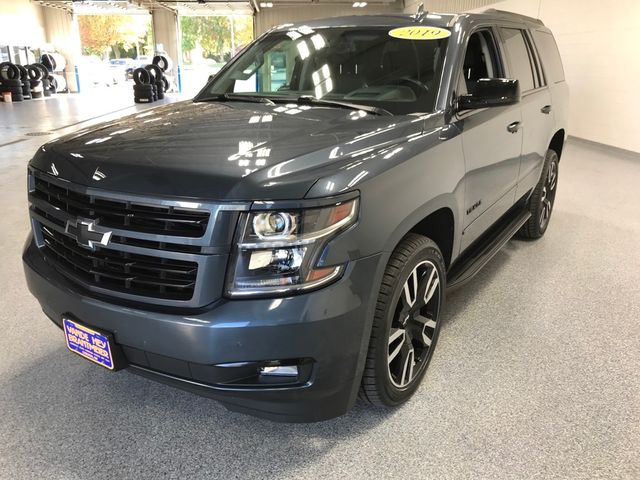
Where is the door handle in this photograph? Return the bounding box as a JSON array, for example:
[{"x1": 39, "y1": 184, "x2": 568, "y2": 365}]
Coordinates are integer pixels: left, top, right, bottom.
[
  {"x1": 507, "y1": 121, "x2": 521, "y2": 133},
  {"x1": 541, "y1": 105, "x2": 552, "y2": 114}
]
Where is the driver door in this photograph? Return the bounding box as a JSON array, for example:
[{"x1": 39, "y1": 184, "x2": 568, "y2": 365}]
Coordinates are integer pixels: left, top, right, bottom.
[{"x1": 457, "y1": 28, "x2": 523, "y2": 251}]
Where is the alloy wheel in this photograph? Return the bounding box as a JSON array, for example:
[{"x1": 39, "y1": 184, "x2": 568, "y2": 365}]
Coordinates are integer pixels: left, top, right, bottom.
[
  {"x1": 387, "y1": 260, "x2": 441, "y2": 389},
  {"x1": 539, "y1": 158, "x2": 558, "y2": 230}
]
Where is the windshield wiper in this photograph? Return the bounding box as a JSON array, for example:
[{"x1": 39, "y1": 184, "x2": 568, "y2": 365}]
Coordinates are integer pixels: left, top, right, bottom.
[
  {"x1": 293, "y1": 95, "x2": 392, "y2": 116},
  {"x1": 198, "y1": 93, "x2": 275, "y2": 106}
]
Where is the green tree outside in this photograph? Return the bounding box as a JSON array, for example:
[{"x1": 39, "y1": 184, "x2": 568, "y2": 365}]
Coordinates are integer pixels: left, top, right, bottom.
[
  {"x1": 180, "y1": 16, "x2": 253, "y2": 64},
  {"x1": 78, "y1": 15, "x2": 152, "y2": 59}
]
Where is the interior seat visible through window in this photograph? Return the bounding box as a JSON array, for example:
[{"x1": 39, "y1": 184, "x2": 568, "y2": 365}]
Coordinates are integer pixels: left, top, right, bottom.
[{"x1": 462, "y1": 31, "x2": 499, "y2": 94}]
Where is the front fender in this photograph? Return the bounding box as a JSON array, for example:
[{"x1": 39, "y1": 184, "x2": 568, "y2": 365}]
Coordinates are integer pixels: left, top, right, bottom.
[{"x1": 315, "y1": 130, "x2": 466, "y2": 267}]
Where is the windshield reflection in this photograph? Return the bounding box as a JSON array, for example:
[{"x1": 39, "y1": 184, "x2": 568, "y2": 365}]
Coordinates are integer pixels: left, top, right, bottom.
[{"x1": 198, "y1": 25, "x2": 450, "y2": 115}]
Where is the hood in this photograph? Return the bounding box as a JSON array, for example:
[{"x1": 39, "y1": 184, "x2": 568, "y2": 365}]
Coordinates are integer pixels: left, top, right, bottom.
[{"x1": 31, "y1": 100, "x2": 426, "y2": 201}]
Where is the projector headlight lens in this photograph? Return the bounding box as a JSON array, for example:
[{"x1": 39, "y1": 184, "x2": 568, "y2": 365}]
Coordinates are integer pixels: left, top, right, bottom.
[
  {"x1": 226, "y1": 197, "x2": 359, "y2": 297},
  {"x1": 252, "y1": 212, "x2": 296, "y2": 239}
]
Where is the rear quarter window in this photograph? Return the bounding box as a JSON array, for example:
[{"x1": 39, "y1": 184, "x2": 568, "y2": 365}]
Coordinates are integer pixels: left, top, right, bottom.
[{"x1": 533, "y1": 30, "x2": 565, "y2": 83}]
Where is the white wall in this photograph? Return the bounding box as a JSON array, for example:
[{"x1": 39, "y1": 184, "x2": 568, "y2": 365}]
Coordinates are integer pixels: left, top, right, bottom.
[
  {"x1": 435, "y1": 0, "x2": 640, "y2": 153},
  {"x1": 0, "y1": 0, "x2": 46, "y2": 46},
  {"x1": 405, "y1": 0, "x2": 497, "y2": 14},
  {"x1": 153, "y1": 8, "x2": 180, "y2": 68},
  {"x1": 42, "y1": 7, "x2": 82, "y2": 92},
  {"x1": 255, "y1": 3, "x2": 404, "y2": 35}
]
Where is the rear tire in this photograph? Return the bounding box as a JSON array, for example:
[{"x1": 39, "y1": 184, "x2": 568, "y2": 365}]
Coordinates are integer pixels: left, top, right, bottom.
[
  {"x1": 360, "y1": 234, "x2": 445, "y2": 406},
  {"x1": 518, "y1": 149, "x2": 559, "y2": 239}
]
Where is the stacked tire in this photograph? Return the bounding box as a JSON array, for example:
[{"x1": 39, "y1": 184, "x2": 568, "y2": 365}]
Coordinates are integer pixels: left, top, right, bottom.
[
  {"x1": 1, "y1": 61, "x2": 58, "y2": 102},
  {"x1": 17, "y1": 65, "x2": 31, "y2": 99},
  {"x1": 41, "y1": 53, "x2": 68, "y2": 94},
  {"x1": 132, "y1": 56, "x2": 172, "y2": 104},
  {"x1": 132, "y1": 68, "x2": 154, "y2": 103},
  {"x1": 0, "y1": 62, "x2": 25, "y2": 101},
  {"x1": 28, "y1": 63, "x2": 52, "y2": 98},
  {"x1": 27, "y1": 64, "x2": 44, "y2": 99}
]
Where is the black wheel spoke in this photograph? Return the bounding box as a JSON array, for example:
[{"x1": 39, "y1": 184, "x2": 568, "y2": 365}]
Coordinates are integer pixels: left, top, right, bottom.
[
  {"x1": 388, "y1": 260, "x2": 441, "y2": 389},
  {"x1": 413, "y1": 314, "x2": 436, "y2": 347}
]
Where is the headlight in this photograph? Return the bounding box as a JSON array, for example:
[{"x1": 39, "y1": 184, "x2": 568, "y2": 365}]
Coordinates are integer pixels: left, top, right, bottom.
[{"x1": 226, "y1": 197, "x2": 359, "y2": 297}]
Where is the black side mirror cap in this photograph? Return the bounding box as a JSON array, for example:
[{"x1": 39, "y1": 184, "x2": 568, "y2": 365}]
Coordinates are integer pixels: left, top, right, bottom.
[{"x1": 457, "y1": 78, "x2": 521, "y2": 111}]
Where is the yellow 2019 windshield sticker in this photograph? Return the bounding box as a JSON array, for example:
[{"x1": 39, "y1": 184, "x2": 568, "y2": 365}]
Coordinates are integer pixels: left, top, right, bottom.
[{"x1": 388, "y1": 26, "x2": 451, "y2": 41}]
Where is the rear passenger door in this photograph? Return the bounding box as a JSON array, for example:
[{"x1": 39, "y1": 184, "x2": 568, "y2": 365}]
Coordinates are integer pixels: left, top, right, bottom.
[{"x1": 497, "y1": 27, "x2": 554, "y2": 200}]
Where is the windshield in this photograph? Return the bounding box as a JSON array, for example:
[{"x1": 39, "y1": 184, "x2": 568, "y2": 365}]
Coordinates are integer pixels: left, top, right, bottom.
[{"x1": 197, "y1": 25, "x2": 450, "y2": 115}]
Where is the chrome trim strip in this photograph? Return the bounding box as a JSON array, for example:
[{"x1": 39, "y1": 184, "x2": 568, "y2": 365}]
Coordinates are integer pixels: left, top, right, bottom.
[
  {"x1": 226, "y1": 265, "x2": 344, "y2": 298},
  {"x1": 31, "y1": 209, "x2": 203, "y2": 262}
]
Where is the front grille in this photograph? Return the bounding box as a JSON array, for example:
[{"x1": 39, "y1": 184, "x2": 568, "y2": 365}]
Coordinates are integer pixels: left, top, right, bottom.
[
  {"x1": 27, "y1": 168, "x2": 246, "y2": 307},
  {"x1": 33, "y1": 176, "x2": 210, "y2": 237},
  {"x1": 41, "y1": 225, "x2": 198, "y2": 300}
]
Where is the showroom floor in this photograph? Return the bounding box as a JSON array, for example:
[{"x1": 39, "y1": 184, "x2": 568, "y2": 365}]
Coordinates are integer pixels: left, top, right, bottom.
[{"x1": 0, "y1": 94, "x2": 638, "y2": 480}]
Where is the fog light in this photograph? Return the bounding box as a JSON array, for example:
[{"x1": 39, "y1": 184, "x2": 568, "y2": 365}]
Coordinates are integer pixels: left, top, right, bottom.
[{"x1": 259, "y1": 365, "x2": 299, "y2": 377}]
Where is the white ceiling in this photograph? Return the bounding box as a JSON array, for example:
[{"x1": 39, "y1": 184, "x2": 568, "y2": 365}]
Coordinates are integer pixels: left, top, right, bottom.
[{"x1": 37, "y1": 0, "x2": 395, "y2": 16}]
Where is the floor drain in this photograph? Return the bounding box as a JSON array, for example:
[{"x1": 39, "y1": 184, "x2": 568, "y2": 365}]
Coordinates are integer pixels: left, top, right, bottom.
[{"x1": 26, "y1": 132, "x2": 54, "y2": 136}]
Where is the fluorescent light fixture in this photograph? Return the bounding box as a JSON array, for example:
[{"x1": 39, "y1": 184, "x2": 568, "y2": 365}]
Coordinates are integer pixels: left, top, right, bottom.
[
  {"x1": 259, "y1": 2, "x2": 273, "y2": 7},
  {"x1": 352, "y1": 2, "x2": 367, "y2": 6}
]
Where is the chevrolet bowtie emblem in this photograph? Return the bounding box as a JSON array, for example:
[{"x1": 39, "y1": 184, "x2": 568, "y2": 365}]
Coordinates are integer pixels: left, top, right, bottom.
[
  {"x1": 92, "y1": 167, "x2": 106, "y2": 181},
  {"x1": 49, "y1": 163, "x2": 59, "y2": 177},
  {"x1": 65, "y1": 219, "x2": 112, "y2": 250}
]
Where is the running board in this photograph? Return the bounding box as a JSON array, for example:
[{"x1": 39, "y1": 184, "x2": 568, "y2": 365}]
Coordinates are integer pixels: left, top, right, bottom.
[{"x1": 446, "y1": 208, "x2": 531, "y2": 290}]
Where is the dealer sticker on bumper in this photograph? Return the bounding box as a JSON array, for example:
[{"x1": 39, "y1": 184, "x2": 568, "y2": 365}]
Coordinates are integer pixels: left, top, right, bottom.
[{"x1": 63, "y1": 318, "x2": 114, "y2": 370}]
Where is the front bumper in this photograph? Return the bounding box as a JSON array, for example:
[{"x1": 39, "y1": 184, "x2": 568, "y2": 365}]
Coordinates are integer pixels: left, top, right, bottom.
[{"x1": 23, "y1": 237, "x2": 383, "y2": 422}]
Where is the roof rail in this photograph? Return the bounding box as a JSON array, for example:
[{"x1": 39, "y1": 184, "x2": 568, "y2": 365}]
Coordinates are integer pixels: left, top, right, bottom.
[{"x1": 481, "y1": 8, "x2": 544, "y2": 25}]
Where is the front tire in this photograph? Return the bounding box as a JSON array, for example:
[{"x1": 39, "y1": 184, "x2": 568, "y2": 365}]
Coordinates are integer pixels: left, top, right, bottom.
[
  {"x1": 360, "y1": 234, "x2": 445, "y2": 406},
  {"x1": 518, "y1": 149, "x2": 559, "y2": 239}
]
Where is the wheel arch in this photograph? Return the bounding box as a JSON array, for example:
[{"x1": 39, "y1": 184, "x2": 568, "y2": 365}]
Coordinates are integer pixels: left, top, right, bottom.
[
  {"x1": 383, "y1": 198, "x2": 458, "y2": 270},
  {"x1": 408, "y1": 208, "x2": 455, "y2": 269},
  {"x1": 549, "y1": 129, "x2": 565, "y2": 160}
]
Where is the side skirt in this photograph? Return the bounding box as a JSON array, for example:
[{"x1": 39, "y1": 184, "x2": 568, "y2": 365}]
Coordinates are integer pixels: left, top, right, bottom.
[{"x1": 446, "y1": 204, "x2": 531, "y2": 290}]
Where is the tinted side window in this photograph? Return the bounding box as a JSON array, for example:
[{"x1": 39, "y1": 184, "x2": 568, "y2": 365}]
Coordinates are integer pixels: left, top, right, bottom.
[
  {"x1": 461, "y1": 30, "x2": 501, "y2": 94},
  {"x1": 533, "y1": 30, "x2": 565, "y2": 83},
  {"x1": 499, "y1": 28, "x2": 536, "y2": 92}
]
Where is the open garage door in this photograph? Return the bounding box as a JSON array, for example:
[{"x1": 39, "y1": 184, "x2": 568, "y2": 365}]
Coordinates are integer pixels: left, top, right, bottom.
[
  {"x1": 37, "y1": 0, "x2": 253, "y2": 97},
  {"x1": 174, "y1": 2, "x2": 253, "y2": 96}
]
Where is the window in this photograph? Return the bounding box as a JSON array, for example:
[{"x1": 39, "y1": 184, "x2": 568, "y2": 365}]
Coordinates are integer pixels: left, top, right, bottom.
[
  {"x1": 533, "y1": 30, "x2": 565, "y2": 84},
  {"x1": 232, "y1": 39, "x2": 295, "y2": 93},
  {"x1": 461, "y1": 30, "x2": 501, "y2": 94},
  {"x1": 0, "y1": 46, "x2": 9, "y2": 63},
  {"x1": 204, "y1": 26, "x2": 450, "y2": 115},
  {"x1": 499, "y1": 28, "x2": 536, "y2": 92}
]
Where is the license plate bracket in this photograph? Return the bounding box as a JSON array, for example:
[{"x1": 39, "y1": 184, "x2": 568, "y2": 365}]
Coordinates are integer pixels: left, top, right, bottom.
[{"x1": 62, "y1": 317, "x2": 124, "y2": 371}]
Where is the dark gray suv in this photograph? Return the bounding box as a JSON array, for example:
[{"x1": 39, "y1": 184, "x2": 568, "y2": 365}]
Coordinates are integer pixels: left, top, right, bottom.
[{"x1": 23, "y1": 10, "x2": 568, "y2": 422}]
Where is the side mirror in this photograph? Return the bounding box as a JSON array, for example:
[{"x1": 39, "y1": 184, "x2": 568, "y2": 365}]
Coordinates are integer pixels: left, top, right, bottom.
[{"x1": 457, "y1": 78, "x2": 520, "y2": 111}]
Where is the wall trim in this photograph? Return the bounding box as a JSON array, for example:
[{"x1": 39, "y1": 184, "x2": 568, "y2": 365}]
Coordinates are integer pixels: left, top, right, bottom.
[{"x1": 568, "y1": 135, "x2": 640, "y2": 160}]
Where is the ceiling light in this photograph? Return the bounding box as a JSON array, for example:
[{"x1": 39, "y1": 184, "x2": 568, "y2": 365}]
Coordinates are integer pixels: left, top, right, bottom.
[
  {"x1": 260, "y1": 2, "x2": 273, "y2": 7},
  {"x1": 352, "y1": 2, "x2": 367, "y2": 6}
]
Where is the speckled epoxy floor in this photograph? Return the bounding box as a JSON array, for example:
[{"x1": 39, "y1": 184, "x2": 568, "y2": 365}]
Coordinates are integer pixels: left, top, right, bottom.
[{"x1": 0, "y1": 95, "x2": 638, "y2": 479}]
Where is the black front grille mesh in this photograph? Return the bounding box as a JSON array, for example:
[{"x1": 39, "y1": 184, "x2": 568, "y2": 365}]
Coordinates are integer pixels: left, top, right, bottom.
[
  {"x1": 33, "y1": 176, "x2": 210, "y2": 237},
  {"x1": 41, "y1": 226, "x2": 198, "y2": 300}
]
